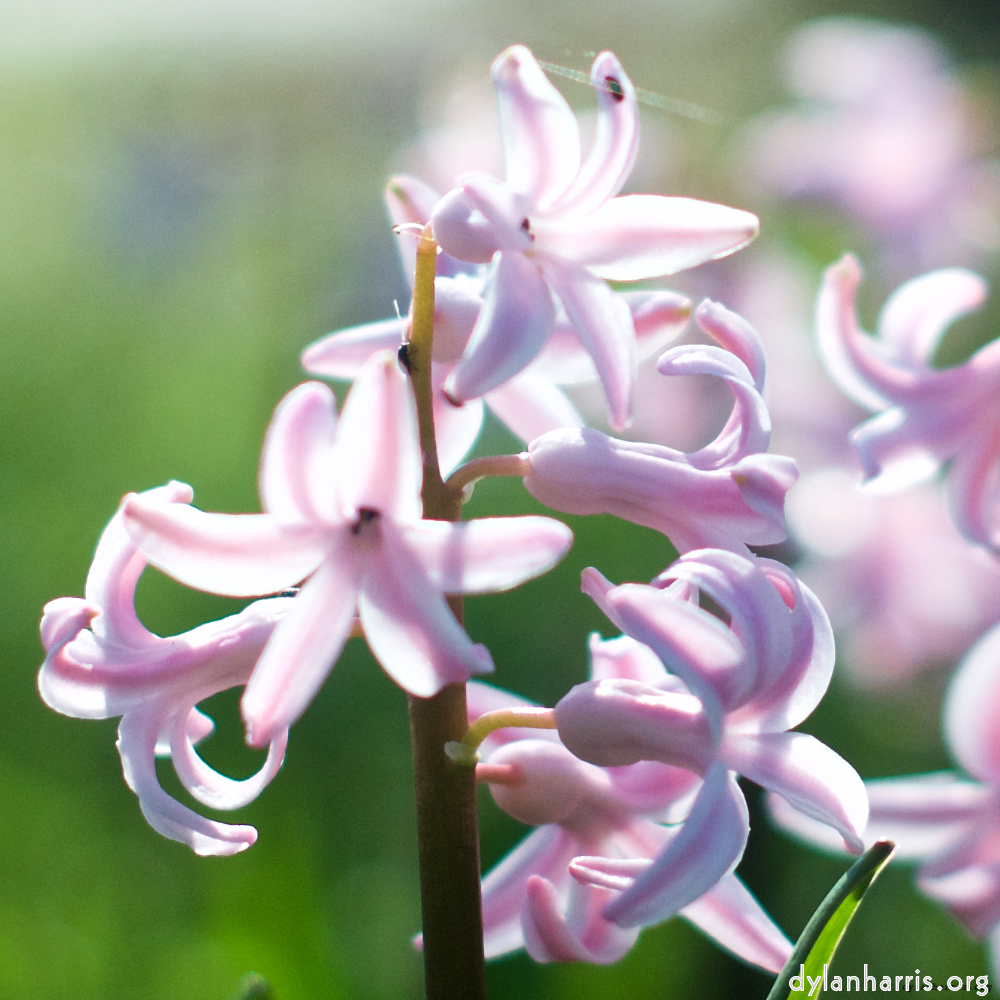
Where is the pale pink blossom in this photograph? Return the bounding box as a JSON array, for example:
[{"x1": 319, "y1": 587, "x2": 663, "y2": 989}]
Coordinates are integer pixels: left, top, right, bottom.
[
  {"x1": 556, "y1": 549, "x2": 866, "y2": 927},
  {"x1": 303, "y1": 176, "x2": 691, "y2": 474},
  {"x1": 430, "y1": 45, "x2": 759, "y2": 429},
  {"x1": 788, "y1": 470, "x2": 1000, "y2": 685},
  {"x1": 468, "y1": 665, "x2": 792, "y2": 971},
  {"x1": 816, "y1": 253, "x2": 1000, "y2": 553},
  {"x1": 38, "y1": 482, "x2": 291, "y2": 856},
  {"x1": 744, "y1": 17, "x2": 1000, "y2": 273},
  {"x1": 523, "y1": 300, "x2": 798, "y2": 557},
  {"x1": 770, "y1": 617, "x2": 1000, "y2": 964},
  {"x1": 121, "y1": 353, "x2": 573, "y2": 747}
]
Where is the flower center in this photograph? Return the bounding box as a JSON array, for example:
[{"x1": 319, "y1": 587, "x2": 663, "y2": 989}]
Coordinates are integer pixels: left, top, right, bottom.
[{"x1": 351, "y1": 508, "x2": 381, "y2": 537}]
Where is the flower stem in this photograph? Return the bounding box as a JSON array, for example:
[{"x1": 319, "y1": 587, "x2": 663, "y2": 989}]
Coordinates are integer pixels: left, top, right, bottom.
[{"x1": 405, "y1": 222, "x2": 486, "y2": 1000}]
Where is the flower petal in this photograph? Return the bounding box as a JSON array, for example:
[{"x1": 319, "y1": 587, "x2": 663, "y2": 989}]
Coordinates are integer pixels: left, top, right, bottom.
[
  {"x1": 541, "y1": 258, "x2": 636, "y2": 430},
  {"x1": 444, "y1": 250, "x2": 556, "y2": 403},
  {"x1": 522, "y1": 876, "x2": 639, "y2": 964},
  {"x1": 680, "y1": 874, "x2": 793, "y2": 974},
  {"x1": 493, "y1": 45, "x2": 581, "y2": 209},
  {"x1": 118, "y1": 702, "x2": 258, "y2": 856},
  {"x1": 549, "y1": 51, "x2": 639, "y2": 217},
  {"x1": 722, "y1": 732, "x2": 868, "y2": 853},
  {"x1": 603, "y1": 764, "x2": 749, "y2": 926},
  {"x1": 944, "y1": 620, "x2": 1000, "y2": 782},
  {"x1": 300, "y1": 319, "x2": 405, "y2": 380},
  {"x1": 535, "y1": 195, "x2": 759, "y2": 281},
  {"x1": 123, "y1": 498, "x2": 325, "y2": 598},
  {"x1": 260, "y1": 381, "x2": 340, "y2": 526},
  {"x1": 484, "y1": 370, "x2": 584, "y2": 443},
  {"x1": 358, "y1": 530, "x2": 493, "y2": 697},
  {"x1": 242, "y1": 551, "x2": 359, "y2": 746},
  {"x1": 335, "y1": 352, "x2": 423, "y2": 524},
  {"x1": 400, "y1": 516, "x2": 572, "y2": 594}
]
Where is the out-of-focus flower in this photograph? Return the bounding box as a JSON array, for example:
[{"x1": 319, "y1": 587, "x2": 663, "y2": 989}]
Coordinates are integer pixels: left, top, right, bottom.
[
  {"x1": 816, "y1": 254, "x2": 1000, "y2": 554},
  {"x1": 770, "y1": 617, "x2": 1000, "y2": 961},
  {"x1": 38, "y1": 482, "x2": 291, "y2": 856},
  {"x1": 788, "y1": 469, "x2": 1000, "y2": 685},
  {"x1": 122, "y1": 353, "x2": 573, "y2": 747},
  {"x1": 468, "y1": 666, "x2": 792, "y2": 970},
  {"x1": 556, "y1": 549, "x2": 866, "y2": 927},
  {"x1": 744, "y1": 17, "x2": 1000, "y2": 273},
  {"x1": 430, "y1": 45, "x2": 759, "y2": 428},
  {"x1": 523, "y1": 300, "x2": 798, "y2": 557},
  {"x1": 303, "y1": 176, "x2": 691, "y2": 475}
]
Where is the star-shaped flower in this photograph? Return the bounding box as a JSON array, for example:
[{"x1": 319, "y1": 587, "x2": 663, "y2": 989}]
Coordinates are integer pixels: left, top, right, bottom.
[
  {"x1": 122, "y1": 352, "x2": 573, "y2": 747},
  {"x1": 555, "y1": 549, "x2": 867, "y2": 926},
  {"x1": 816, "y1": 253, "x2": 1000, "y2": 552},
  {"x1": 467, "y1": 669, "x2": 793, "y2": 971},
  {"x1": 430, "y1": 46, "x2": 759, "y2": 429},
  {"x1": 38, "y1": 482, "x2": 292, "y2": 856},
  {"x1": 302, "y1": 175, "x2": 691, "y2": 474}
]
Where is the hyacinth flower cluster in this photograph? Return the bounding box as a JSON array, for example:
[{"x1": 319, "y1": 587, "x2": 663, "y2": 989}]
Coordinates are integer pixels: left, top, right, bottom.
[{"x1": 39, "y1": 42, "x2": 880, "y2": 996}]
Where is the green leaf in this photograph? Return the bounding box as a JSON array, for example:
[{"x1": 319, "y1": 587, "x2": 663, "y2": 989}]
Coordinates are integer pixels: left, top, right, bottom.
[
  {"x1": 766, "y1": 839, "x2": 895, "y2": 1000},
  {"x1": 228, "y1": 972, "x2": 276, "y2": 1000}
]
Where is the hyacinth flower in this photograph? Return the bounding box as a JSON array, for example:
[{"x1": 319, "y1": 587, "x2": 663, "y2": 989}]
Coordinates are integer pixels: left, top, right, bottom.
[
  {"x1": 521, "y1": 299, "x2": 798, "y2": 556},
  {"x1": 38, "y1": 482, "x2": 292, "y2": 856},
  {"x1": 121, "y1": 352, "x2": 573, "y2": 748},
  {"x1": 553, "y1": 548, "x2": 867, "y2": 927},
  {"x1": 744, "y1": 17, "x2": 1000, "y2": 272},
  {"x1": 816, "y1": 253, "x2": 1000, "y2": 552},
  {"x1": 466, "y1": 669, "x2": 793, "y2": 970},
  {"x1": 770, "y1": 617, "x2": 1000, "y2": 961},
  {"x1": 429, "y1": 45, "x2": 759, "y2": 429},
  {"x1": 302, "y1": 174, "x2": 692, "y2": 474}
]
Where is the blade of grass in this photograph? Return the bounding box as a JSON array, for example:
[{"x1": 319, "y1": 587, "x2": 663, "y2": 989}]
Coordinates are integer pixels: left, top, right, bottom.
[{"x1": 766, "y1": 839, "x2": 895, "y2": 1000}]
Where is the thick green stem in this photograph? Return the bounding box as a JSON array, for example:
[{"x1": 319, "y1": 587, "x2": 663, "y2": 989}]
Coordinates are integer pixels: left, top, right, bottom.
[{"x1": 406, "y1": 223, "x2": 487, "y2": 1000}]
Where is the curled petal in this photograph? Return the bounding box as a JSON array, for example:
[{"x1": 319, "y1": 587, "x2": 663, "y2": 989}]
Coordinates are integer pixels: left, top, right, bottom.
[
  {"x1": 481, "y1": 825, "x2": 576, "y2": 958},
  {"x1": 171, "y1": 719, "x2": 288, "y2": 811},
  {"x1": 548, "y1": 51, "x2": 639, "y2": 218},
  {"x1": 694, "y1": 298, "x2": 766, "y2": 392},
  {"x1": 336, "y1": 352, "x2": 423, "y2": 523},
  {"x1": 722, "y1": 731, "x2": 868, "y2": 853},
  {"x1": 946, "y1": 424, "x2": 1000, "y2": 555},
  {"x1": 535, "y1": 195, "x2": 759, "y2": 281},
  {"x1": 300, "y1": 319, "x2": 404, "y2": 381},
  {"x1": 444, "y1": 251, "x2": 556, "y2": 403},
  {"x1": 118, "y1": 703, "x2": 258, "y2": 857},
  {"x1": 493, "y1": 45, "x2": 581, "y2": 209},
  {"x1": 878, "y1": 267, "x2": 988, "y2": 368},
  {"x1": 122, "y1": 498, "x2": 325, "y2": 598},
  {"x1": 603, "y1": 765, "x2": 749, "y2": 926},
  {"x1": 359, "y1": 532, "x2": 493, "y2": 697},
  {"x1": 588, "y1": 633, "x2": 669, "y2": 685},
  {"x1": 680, "y1": 874, "x2": 792, "y2": 974},
  {"x1": 40, "y1": 598, "x2": 99, "y2": 654},
  {"x1": 260, "y1": 381, "x2": 340, "y2": 527},
  {"x1": 541, "y1": 258, "x2": 636, "y2": 430},
  {"x1": 401, "y1": 516, "x2": 572, "y2": 595},
  {"x1": 522, "y1": 876, "x2": 639, "y2": 964},
  {"x1": 242, "y1": 552, "x2": 359, "y2": 747},
  {"x1": 608, "y1": 582, "x2": 746, "y2": 726},
  {"x1": 815, "y1": 254, "x2": 901, "y2": 411}
]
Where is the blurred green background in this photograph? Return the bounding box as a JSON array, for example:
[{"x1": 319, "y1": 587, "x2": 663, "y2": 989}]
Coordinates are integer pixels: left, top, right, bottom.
[{"x1": 3, "y1": 0, "x2": 1000, "y2": 997}]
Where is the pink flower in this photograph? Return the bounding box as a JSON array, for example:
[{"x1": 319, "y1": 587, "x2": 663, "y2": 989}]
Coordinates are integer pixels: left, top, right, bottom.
[
  {"x1": 555, "y1": 549, "x2": 867, "y2": 926},
  {"x1": 770, "y1": 617, "x2": 1000, "y2": 961},
  {"x1": 468, "y1": 667, "x2": 792, "y2": 971},
  {"x1": 816, "y1": 253, "x2": 1000, "y2": 553},
  {"x1": 522, "y1": 300, "x2": 798, "y2": 556},
  {"x1": 430, "y1": 45, "x2": 759, "y2": 429},
  {"x1": 744, "y1": 17, "x2": 1000, "y2": 272},
  {"x1": 121, "y1": 352, "x2": 573, "y2": 747},
  {"x1": 302, "y1": 175, "x2": 691, "y2": 474},
  {"x1": 38, "y1": 482, "x2": 291, "y2": 856}
]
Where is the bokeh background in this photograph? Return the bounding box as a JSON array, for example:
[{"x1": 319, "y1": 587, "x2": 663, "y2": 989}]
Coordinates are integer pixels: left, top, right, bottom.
[{"x1": 4, "y1": 0, "x2": 1000, "y2": 997}]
